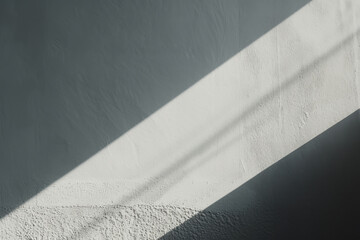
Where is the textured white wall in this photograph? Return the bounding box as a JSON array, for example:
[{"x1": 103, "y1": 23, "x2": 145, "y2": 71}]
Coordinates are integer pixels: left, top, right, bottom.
[{"x1": 1, "y1": 0, "x2": 360, "y2": 239}]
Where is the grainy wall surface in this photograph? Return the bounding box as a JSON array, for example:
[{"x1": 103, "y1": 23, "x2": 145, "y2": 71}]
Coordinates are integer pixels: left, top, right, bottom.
[
  {"x1": 0, "y1": 206, "x2": 199, "y2": 239},
  {"x1": 1, "y1": 0, "x2": 360, "y2": 239}
]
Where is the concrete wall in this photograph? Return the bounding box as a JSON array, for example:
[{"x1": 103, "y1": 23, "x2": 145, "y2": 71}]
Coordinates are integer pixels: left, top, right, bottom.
[{"x1": 0, "y1": 0, "x2": 359, "y2": 239}]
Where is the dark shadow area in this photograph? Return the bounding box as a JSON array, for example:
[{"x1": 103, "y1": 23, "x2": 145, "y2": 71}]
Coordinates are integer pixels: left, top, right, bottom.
[
  {"x1": 161, "y1": 110, "x2": 360, "y2": 240},
  {"x1": 0, "y1": 0, "x2": 310, "y2": 217}
]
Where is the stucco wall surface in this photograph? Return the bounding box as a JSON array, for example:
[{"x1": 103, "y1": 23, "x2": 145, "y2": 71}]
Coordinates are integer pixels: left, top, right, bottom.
[{"x1": 1, "y1": 0, "x2": 360, "y2": 239}]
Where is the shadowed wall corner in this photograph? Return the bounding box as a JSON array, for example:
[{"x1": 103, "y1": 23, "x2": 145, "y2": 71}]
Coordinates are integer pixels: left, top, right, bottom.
[{"x1": 161, "y1": 109, "x2": 360, "y2": 239}]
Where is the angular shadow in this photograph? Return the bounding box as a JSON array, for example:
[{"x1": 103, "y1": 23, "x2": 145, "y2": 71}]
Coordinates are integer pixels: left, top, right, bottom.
[
  {"x1": 161, "y1": 110, "x2": 360, "y2": 239},
  {"x1": 0, "y1": 0, "x2": 310, "y2": 217}
]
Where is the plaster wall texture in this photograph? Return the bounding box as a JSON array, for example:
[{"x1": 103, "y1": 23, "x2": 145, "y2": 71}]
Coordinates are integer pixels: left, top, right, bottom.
[{"x1": 0, "y1": 0, "x2": 360, "y2": 239}]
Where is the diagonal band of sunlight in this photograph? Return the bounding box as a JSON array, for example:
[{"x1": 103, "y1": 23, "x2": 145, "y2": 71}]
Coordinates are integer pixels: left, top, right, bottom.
[
  {"x1": 6, "y1": 21, "x2": 356, "y2": 240},
  {"x1": 61, "y1": 25, "x2": 360, "y2": 238},
  {"x1": 1, "y1": 0, "x2": 360, "y2": 238}
]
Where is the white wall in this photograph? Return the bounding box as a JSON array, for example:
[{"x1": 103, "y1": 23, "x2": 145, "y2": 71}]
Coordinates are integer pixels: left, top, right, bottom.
[{"x1": 1, "y1": 0, "x2": 360, "y2": 239}]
